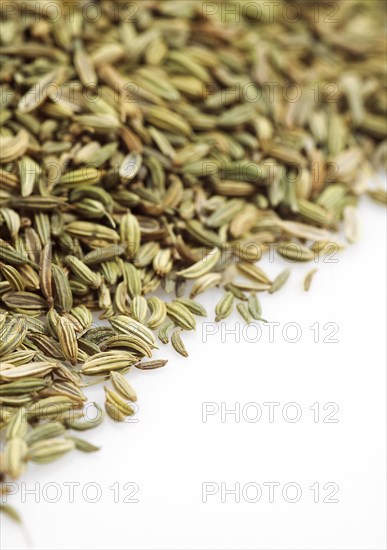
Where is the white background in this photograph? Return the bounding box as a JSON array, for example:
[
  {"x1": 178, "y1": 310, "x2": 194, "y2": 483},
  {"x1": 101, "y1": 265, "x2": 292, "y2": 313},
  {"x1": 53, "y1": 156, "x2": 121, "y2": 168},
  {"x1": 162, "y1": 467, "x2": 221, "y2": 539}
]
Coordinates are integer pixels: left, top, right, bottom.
[{"x1": 1, "y1": 196, "x2": 386, "y2": 550}]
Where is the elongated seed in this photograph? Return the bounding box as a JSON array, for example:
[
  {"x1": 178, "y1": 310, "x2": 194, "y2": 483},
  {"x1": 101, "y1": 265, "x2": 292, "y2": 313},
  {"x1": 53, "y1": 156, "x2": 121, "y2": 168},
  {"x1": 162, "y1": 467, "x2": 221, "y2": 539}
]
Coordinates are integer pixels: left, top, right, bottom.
[
  {"x1": 304, "y1": 269, "x2": 318, "y2": 292},
  {"x1": 215, "y1": 292, "x2": 234, "y2": 322},
  {"x1": 270, "y1": 269, "x2": 291, "y2": 294},
  {"x1": 110, "y1": 371, "x2": 137, "y2": 402},
  {"x1": 170, "y1": 329, "x2": 188, "y2": 357}
]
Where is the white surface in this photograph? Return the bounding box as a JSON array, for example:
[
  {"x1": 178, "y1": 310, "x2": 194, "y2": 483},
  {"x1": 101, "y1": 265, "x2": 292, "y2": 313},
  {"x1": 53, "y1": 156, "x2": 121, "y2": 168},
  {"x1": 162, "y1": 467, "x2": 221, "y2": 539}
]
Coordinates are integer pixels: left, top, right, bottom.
[{"x1": 1, "y1": 197, "x2": 386, "y2": 550}]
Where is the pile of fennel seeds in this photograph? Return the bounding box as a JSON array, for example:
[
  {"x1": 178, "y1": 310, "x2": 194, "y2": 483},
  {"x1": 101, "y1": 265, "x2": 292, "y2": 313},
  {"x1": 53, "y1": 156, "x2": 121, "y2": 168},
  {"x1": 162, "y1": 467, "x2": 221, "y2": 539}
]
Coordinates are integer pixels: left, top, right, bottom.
[{"x1": 0, "y1": 0, "x2": 386, "y2": 521}]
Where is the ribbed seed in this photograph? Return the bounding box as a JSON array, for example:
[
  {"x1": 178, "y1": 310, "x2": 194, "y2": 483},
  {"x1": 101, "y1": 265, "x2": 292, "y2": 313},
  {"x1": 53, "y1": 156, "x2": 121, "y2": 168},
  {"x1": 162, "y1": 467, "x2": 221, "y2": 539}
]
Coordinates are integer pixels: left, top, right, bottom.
[
  {"x1": 39, "y1": 243, "x2": 53, "y2": 307},
  {"x1": 67, "y1": 436, "x2": 100, "y2": 453},
  {"x1": 65, "y1": 403, "x2": 104, "y2": 432},
  {"x1": 101, "y1": 334, "x2": 154, "y2": 359},
  {"x1": 0, "y1": 316, "x2": 27, "y2": 355},
  {"x1": 236, "y1": 303, "x2": 252, "y2": 324},
  {"x1": 70, "y1": 305, "x2": 93, "y2": 329},
  {"x1": 215, "y1": 292, "x2": 234, "y2": 322},
  {"x1": 0, "y1": 244, "x2": 37, "y2": 267},
  {"x1": 2, "y1": 291, "x2": 47, "y2": 313},
  {"x1": 158, "y1": 321, "x2": 175, "y2": 344},
  {"x1": 52, "y1": 264, "x2": 73, "y2": 312},
  {"x1": 0, "y1": 361, "x2": 55, "y2": 381},
  {"x1": 0, "y1": 350, "x2": 36, "y2": 366},
  {"x1": 25, "y1": 422, "x2": 66, "y2": 445},
  {"x1": 0, "y1": 378, "x2": 46, "y2": 396},
  {"x1": 109, "y1": 316, "x2": 157, "y2": 348},
  {"x1": 110, "y1": 371, "x2": 137, "y2": 402},
  {"x1": 4, "y1": 438, "x2": 28, "y2": 478},
  {"x1": 166, "y1": 302, "x2": 196, "y2": 330},
  {"x1": 120, "y1": 212, "x2": 141, "y2": 259},
  {"x1": 236, "y1": 263, "x2": 271, "y2": 285},
  {"x1": 135, "y1": 359, "x2": 168, "y2": 370},
  {"x1": 247, "y1": 294, "x2": 262, "y2": 320},
  {"x1": 277, "y1": 243, "x2": 315, "y2": 262},
  {"x1": 104, "y1": 387, "x2": 135, "y2": 420},
  {"x1": 171, "y1": 329, "x2": 189, "y2": 358},
  {"x1": 57, "y1": 317, "x2": 78, "y2": 365},
  {"x1": 177, "y1": 247, "x2": 221, "y2": 279},
  {"x1": 6, "y1": 407, "x2": 28, "y2": 440},
  {"x1": 146, "y1": 296, "x2": 167, "y2": 329},
  {"x1": 225, "y1": 283, "x2": 248, "y2": 301},
  {"x1": 28, "y1": 438, "x2": 75, "y2": 464},
  {"x1": 175, "y1": 298, "x2": 207, "y2": 317},
  {"x1": 269, "y1": 269, "x2": 291, "y2": 294},
  {"x1": 190, "y1": 273, "x2": 222, "y2": 298},
  {"x1": 64, "y1": 256, "x2": 101, "y2": 289},
  {"x1": 123, "y1": 262, "x2": 142, "y2": 298},
  {"x1": 81, "y1": 351, "x2": 138, "y2": 375},
  {"x1": 0, "y1": 263, "x2": 25, "y2": 291},
  {"x1": 131, "y1": 296, "x2": 148, "y2": 324},
  {"x1": 83, "y1": 244, "x2": 125, "y2": 266}
]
